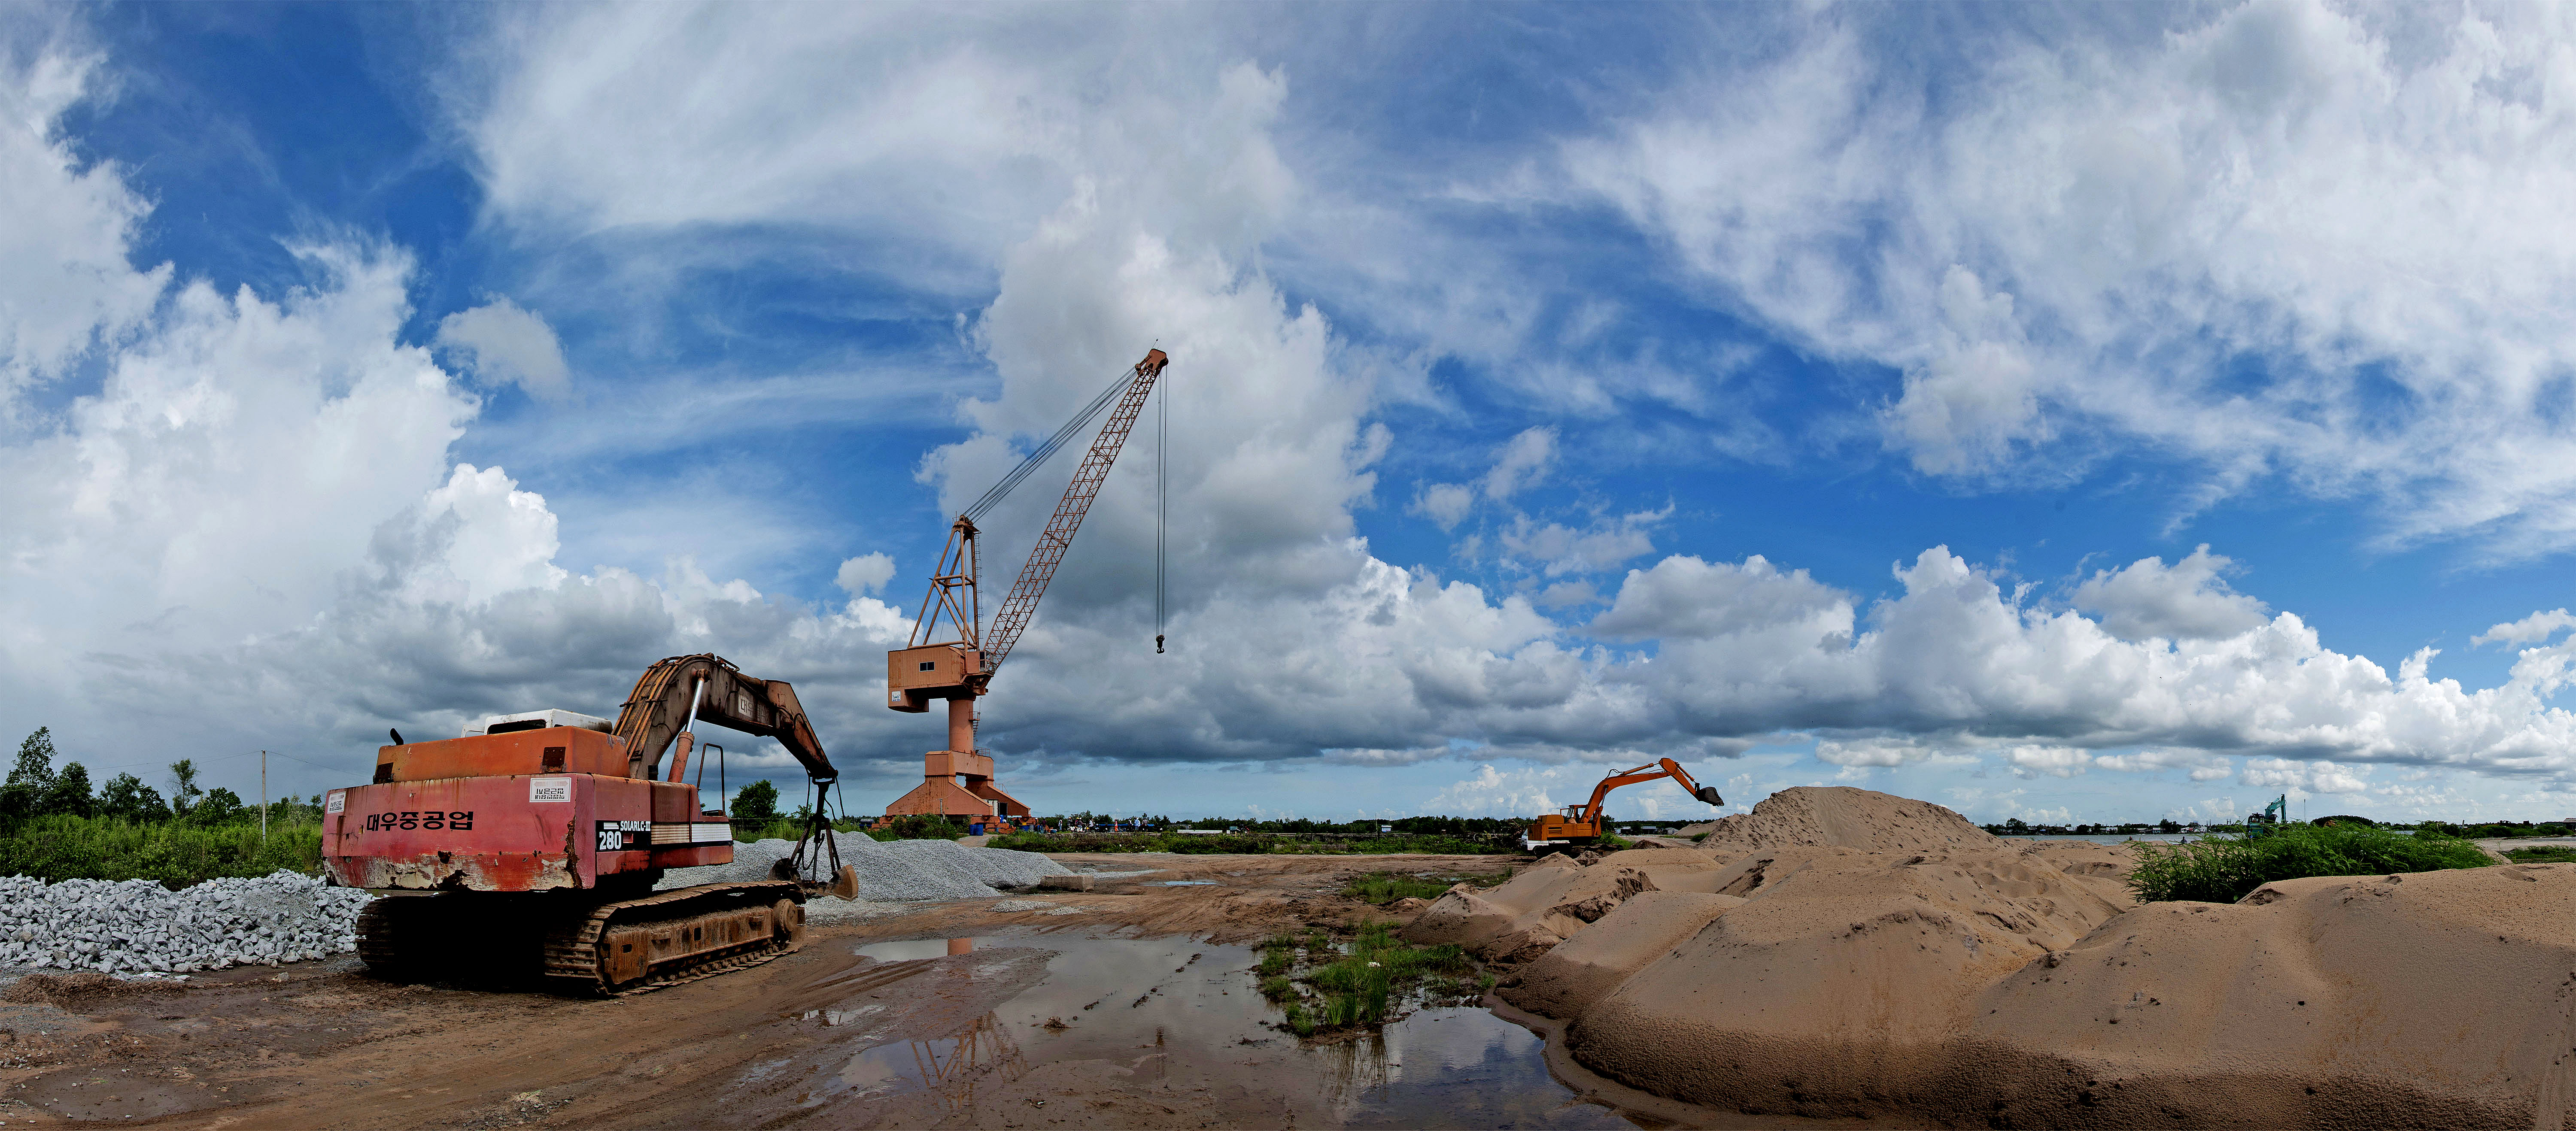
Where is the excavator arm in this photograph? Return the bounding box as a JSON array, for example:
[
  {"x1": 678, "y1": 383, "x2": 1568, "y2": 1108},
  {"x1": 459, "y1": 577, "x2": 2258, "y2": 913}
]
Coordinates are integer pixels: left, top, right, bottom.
[
  {"x1": 612, "y1": 654, "x2": 836, "y2": 783},
  {"x1": 1576, "y1": 758, "x2": 1724, "y2": 823}
]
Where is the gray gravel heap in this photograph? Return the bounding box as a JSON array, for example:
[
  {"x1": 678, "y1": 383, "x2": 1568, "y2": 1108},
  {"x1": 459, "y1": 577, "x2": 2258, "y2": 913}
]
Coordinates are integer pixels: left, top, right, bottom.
[
  {"x1": 873, "y1": 838, "x2": 1068, "y2": 889},
  {"x1": 658, "y1": 834, "x2": 1069, "y2": 902},
  {"x1": 0, "y1": 872, "x2": 369, "y2": 976}
]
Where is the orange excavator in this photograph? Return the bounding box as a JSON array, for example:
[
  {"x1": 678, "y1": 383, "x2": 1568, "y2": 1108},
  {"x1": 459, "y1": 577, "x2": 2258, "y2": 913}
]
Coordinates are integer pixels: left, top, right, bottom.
[
  {"x1": 883, "y1": 348, "x2": 1170, "y2": 832},
  {"x1": 327, "y1": 654, "x2": 850, "y2": 993},
  {"x1": 1523, "y1": 758, "x2": 1724, "y2": 853}
]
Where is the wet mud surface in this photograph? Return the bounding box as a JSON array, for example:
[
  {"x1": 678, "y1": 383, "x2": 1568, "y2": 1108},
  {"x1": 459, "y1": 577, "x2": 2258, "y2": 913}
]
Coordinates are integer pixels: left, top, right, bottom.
[{"x1": 0, "y1": 852, "x2": 1783, "y2": 1129}]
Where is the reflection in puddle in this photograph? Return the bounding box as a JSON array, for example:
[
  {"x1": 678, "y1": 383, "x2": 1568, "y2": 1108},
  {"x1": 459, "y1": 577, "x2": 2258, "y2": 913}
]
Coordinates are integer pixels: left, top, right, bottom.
[
  {"x1": 835, "y1": 935, "x2": 1634, "y2": 1129},
  {"x1": 842, "y1": 1011, "x2": 1029, "y2": 1115}
]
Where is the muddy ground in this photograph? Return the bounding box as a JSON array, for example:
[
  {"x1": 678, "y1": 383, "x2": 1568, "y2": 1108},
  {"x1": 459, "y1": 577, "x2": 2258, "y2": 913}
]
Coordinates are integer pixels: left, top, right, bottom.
[{"x1": 0, "y1": 852, "x2": 1704, "y2": 1130}]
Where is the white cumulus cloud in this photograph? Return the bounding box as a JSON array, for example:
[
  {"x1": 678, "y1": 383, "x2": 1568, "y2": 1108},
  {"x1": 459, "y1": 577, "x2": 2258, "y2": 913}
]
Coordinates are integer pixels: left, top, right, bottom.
[
  {"x1": 2072, "y1": 546, "x2": 2271, "y2": 642},
  {"x1": 433, "y1": 298, "x2": 571, "y2": 402},
  {"x1": 1567, "y1": 1, "x2": 2576, "y2": 558},
  {"x1": 2475, "y1": 609, "x2": 2576, "y2": 648}
]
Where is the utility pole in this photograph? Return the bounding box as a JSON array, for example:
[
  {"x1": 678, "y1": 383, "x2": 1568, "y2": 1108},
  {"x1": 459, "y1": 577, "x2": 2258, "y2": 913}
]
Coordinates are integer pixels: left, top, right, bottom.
[{"x1": 260, "y1": 750, "x2": 267, "y2": 839}]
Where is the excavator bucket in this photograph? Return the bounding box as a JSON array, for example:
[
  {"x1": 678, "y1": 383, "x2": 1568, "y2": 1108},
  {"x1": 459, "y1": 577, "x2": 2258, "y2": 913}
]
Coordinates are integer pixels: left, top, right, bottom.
[
  {"x1": 1695, "y1": 785, "x2": 1723, "y2": 806},
  {"x1": 829, "y1": 864, "x2": 861, "y2": 901}
]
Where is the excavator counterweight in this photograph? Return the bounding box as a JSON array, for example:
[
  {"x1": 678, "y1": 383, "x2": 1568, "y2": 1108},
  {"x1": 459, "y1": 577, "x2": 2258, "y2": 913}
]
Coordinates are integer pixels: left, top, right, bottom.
[{"x1": 328, "y1": 655, "x2": 835, "y2": 994}]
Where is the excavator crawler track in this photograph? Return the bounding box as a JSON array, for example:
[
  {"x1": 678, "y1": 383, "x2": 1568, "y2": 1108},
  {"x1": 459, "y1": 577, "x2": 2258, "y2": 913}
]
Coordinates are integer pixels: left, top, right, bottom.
[{"x1": 541, "y1": 881, "x2": 804, "y2": 996}]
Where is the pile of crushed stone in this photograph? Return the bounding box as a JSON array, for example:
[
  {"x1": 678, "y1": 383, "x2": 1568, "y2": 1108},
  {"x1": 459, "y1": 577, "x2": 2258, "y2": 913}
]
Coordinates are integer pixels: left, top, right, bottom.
[
  {"x1": 0, "y1": 872, "x2": 369, "y2": 976},
  {"x1": 657, "y1": 833, "x2": 1071, "y2": 903}
]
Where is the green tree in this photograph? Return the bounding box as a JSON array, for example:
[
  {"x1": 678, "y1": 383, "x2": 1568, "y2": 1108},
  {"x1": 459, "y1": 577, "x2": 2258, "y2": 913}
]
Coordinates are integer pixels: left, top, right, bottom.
[
  {"x1": 43, "y1": 762, "x2": 93, "y2": 818},
  {"x1": 167, "y1": 759, "x2": 204, "y2": 817},
  {"x1": 97, "y1": 773, "x2": 170, "y2": 822},
  {"x1": 185, "y1": 787, "x2": 248, "y2": 826},
  {"x1": 3, "y1": 728, "x2": 59, "y2": 819},
  {"x1": 732, "y1": 779, "x2": 781, "y2": 822}
]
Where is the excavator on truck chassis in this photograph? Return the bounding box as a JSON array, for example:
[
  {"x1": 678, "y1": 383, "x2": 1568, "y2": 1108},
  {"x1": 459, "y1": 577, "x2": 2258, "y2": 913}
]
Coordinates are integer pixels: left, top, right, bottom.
[
  {"x1": 326, "y1": 655, "x2": 851, "y2": 994},
  {"x1": 1524, "y1": 758, "x2": 1725, "y2": 853}
]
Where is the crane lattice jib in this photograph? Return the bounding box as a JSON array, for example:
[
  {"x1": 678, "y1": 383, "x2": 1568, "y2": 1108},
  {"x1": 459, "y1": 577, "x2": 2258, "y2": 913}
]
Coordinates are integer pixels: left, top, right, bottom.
[{"x1": 979, "y1": 351, "x2": 1167, "y2": 679}]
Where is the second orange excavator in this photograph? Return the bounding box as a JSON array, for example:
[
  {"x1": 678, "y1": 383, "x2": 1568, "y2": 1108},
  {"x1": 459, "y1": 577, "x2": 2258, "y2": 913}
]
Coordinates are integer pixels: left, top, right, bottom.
[{"x1": 1523, "y1": 758, "x2": 1724, "y2": 852}]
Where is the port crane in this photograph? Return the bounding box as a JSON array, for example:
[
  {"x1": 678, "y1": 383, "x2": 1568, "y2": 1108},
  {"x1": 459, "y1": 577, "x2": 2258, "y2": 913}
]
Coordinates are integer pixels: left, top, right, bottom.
[
  {"x1": 884, "y1": 348, "x2": 1170, "y2": 830},
  {"x1": 1524, "y1": 758, "x2": 1724, "y2": 852}
]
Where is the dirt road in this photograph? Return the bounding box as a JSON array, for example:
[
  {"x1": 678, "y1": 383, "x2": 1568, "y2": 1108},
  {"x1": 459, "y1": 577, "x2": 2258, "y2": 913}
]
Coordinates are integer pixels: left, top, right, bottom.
[{"x1": 0, "y1": 853, "x2": 1549, "y2": 1129}]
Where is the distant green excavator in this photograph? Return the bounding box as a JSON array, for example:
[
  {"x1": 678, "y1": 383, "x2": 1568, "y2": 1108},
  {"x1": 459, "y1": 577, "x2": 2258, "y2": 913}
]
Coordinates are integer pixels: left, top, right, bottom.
[{"x1": 2242, "y1": 794, "x2": 2289, "y2": 838}]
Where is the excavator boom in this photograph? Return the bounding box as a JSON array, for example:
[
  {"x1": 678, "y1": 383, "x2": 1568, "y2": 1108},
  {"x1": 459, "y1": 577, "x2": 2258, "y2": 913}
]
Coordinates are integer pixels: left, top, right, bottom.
[
  {"x1": 1525, "y1": 758, "x2": 1724, "y2": 852},
  {"x1": 614, "y1": 654, "x2": 836, "y2": 782}
]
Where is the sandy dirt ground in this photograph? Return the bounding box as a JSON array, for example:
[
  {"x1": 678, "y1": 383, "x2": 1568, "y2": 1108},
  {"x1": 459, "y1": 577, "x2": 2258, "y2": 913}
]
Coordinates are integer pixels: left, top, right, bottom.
[{"x1": 0, "y1": 853, "x2": 1598, "y2": 1130}]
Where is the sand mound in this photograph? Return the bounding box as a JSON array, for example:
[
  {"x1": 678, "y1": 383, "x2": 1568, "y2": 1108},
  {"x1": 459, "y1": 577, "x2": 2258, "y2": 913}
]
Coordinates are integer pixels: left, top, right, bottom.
[
  {"x1": 1404, "y1": 852, "x2": 1727, "y2": 964},
  {"x1": 1680, "y1": 786, "x2": 2000, "y2": 855},
  {"x1": 1939, "y1": 863, "x2": 2576, "y2": 1128},
  {"x1": 1522, "y1": 834, "x2": 2570, "y2": 1126},
  {"x1": 2014, "y1": 839, "x2": 2142, "y2": 906},
  {"x1": 1560, "y1": 843, "x2": 2129, "y2": 1116},
  {"x1": 1498, "y1": 891, "x2": 1741, "y2": 1021}
]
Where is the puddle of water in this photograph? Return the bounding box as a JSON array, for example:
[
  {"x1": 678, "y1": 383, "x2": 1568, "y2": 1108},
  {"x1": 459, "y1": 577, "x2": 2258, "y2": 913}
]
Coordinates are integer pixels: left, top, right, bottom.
[{"x1": 837, "y1": 934, "x2": 1634, "y2": 1129}]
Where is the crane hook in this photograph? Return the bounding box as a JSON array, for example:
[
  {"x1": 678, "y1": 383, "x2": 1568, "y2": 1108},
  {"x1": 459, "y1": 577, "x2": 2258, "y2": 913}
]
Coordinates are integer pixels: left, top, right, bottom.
[{"x1": 1155, "y1": 633, "x2": 1165, "y2": 654}]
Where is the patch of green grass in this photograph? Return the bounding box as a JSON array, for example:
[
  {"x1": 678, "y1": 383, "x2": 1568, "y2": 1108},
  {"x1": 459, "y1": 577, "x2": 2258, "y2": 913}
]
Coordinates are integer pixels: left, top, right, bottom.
[
  {"x1": 732, "y1": 817, "x2": 804, "y2": 843},
  {"x1": 1256, "y1": 948, "x2": 1292, "y2": 976},
  {"x1": 1342, "y1": 872, "x2": 1455, "y2": 905},
  {"x1": 2505, "y1": 845, "x2": 2576, "y2": 864},
  {"x1": 1266, "y1": 921, "x2": 1473, "y2": 1037},
  {"x1": 0, "y1": 815, "x2": 323, "y2": 887},
  {"x1": 2129, "y1": 822, "x2": 2492, "y2": 904},
  {"x1": 1689, "y1": 831, "x2": 1711, "y2": 843},
  {"x1": 1259, "y1": 975, "x2": 1294, "y2": 1001}
]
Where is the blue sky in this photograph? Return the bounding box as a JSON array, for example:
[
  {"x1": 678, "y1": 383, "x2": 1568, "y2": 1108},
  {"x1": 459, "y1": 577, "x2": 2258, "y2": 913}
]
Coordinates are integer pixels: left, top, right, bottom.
[{"x1": 6, "y1": 1, "x2": 2576, "y2": 828}]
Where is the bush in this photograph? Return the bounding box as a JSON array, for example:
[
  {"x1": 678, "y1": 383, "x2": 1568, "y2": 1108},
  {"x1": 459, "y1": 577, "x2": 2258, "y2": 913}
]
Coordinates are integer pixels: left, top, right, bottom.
[
  {"x1": 0, "y1": 814, "x2": 322, "y2": 887},
  {"x1": 2129, "y1": 823, "x2": 2491, "y2": 904},
  {"x1": 2505, "y1": 845, "x2": 2576, "y2": 864},
  {"x1": 869, "y1": 815, "x2": 969, "y2": 841}
]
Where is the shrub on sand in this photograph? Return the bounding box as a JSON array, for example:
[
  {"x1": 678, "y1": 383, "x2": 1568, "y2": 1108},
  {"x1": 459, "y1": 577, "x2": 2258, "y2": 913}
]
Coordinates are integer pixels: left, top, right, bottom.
[{"x1": 2129, "y1": 822, "x2": 2490, "y2": 904}]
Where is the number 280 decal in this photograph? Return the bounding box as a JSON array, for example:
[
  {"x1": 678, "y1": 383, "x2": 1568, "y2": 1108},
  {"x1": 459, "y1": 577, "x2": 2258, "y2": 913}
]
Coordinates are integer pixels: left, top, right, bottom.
[{"x1": 359, "y1": 811, "x2": 475, "y2": 831}]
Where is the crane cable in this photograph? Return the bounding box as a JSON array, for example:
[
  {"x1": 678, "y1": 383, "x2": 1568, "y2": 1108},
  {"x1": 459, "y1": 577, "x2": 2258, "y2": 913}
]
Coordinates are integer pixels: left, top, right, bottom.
[
  {"x1": 951, "y1": 352, "x2": 1173, "y2": 656},
  {"x1": 960, "y1": 364, "x2": 1139, "y2": 525},
  {"x1": 1155, "y1": 358, "x2": 1168, "y2": 654}
]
